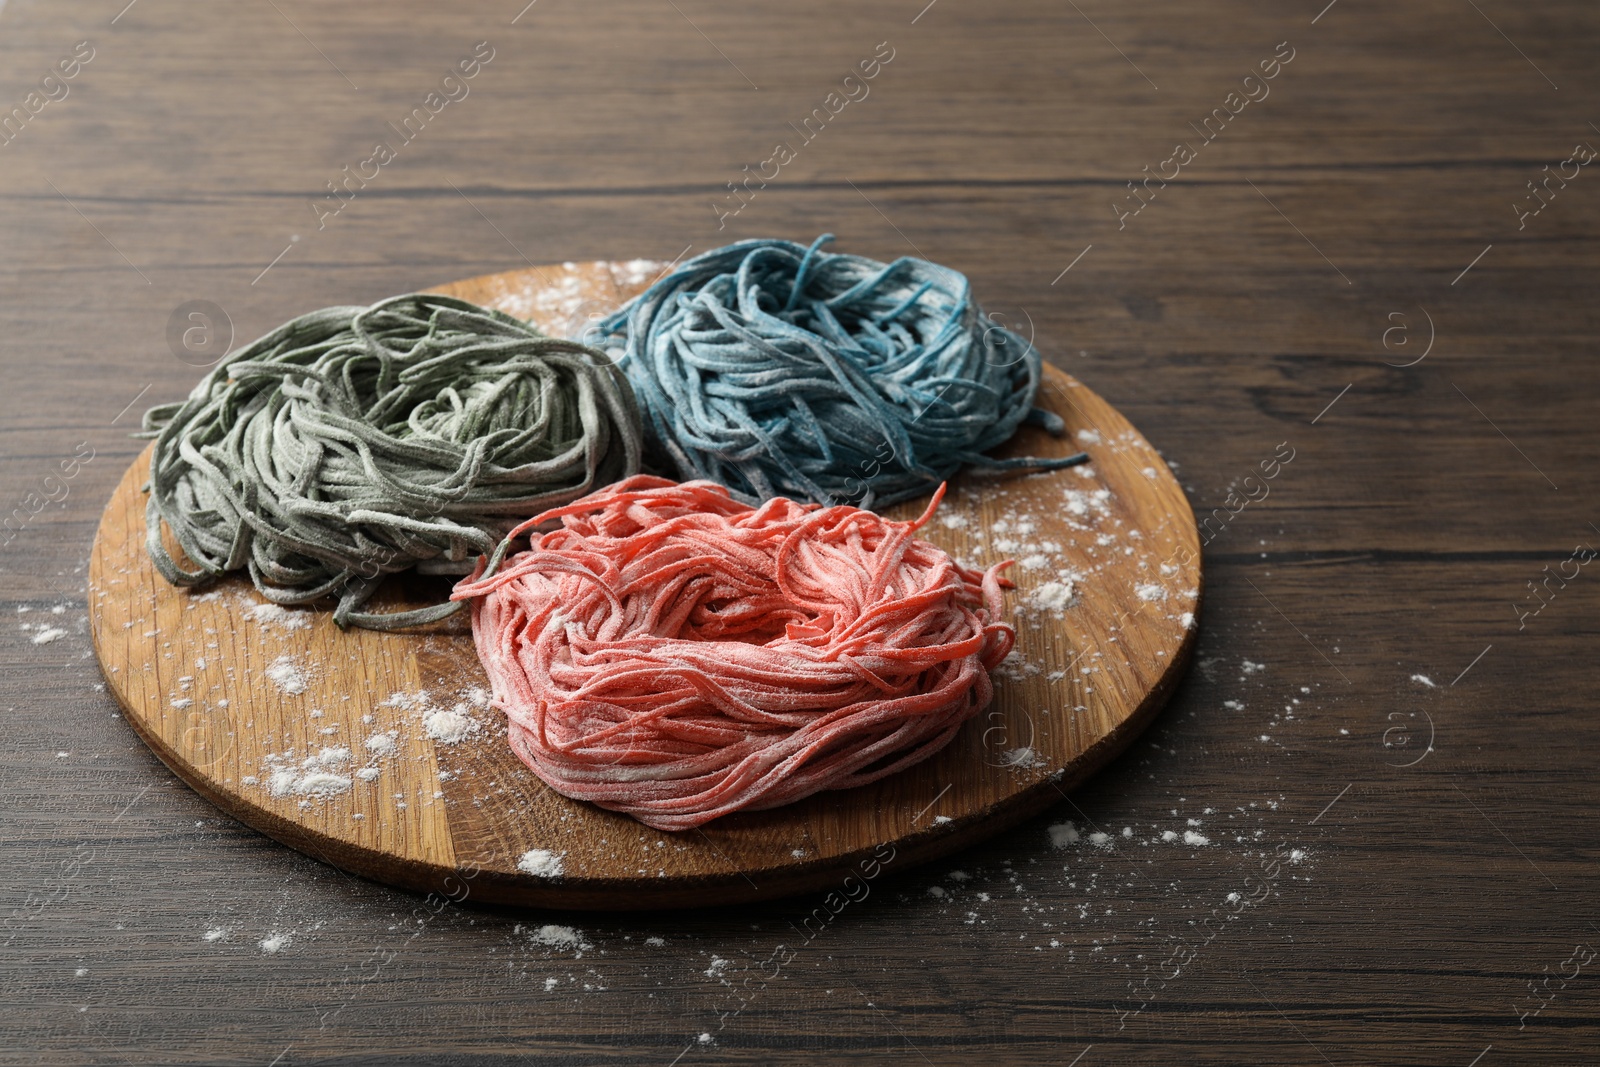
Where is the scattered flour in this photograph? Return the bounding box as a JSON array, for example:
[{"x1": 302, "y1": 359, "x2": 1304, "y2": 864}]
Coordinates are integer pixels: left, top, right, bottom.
[
  {"x1": 30, "y1": 627, "x2": 68, "y2": 645},
  {"x1": 262, "y1": 746, "x2": 353, "y2": 798},
  {"x1": 383, "y1": 690, "x2": 429, "y2": 712},
  {"x1": 423, "y1": 707, "x2": 479, "y2": 744},
  {"x1": 1182, "y1": 830, "x2": 1210, "y2": 847},
  {"x1": 1410, "y1": 674, "x2": 1437, "y2": 688},
  {"x1": 258, "y1": 932, "x2": 291, "y2": 953},
  {"x1": 616, "y1": 258, "x2": 666, "y2": 286},
  {"x1": 1030, "y1": 581, "x2": 1075, "y2": 613},
  {"x1": 1061, "y1": 487, "x2": 1113, "y2": 521},
  {"x1": 387, "y1": 690, "x2": 484, "y2": 744},
  {"x1": 993, "y1": 650, "x2": 1043, "y2": 682},
  {"x1": 495, "y1": 260, "x2": 667, "y2": 337},
  {"x1": 529, "y1": 924, "x2": 589, "y2": 951},
  {"x1": 364, "y1": 732, "x2": 398, "y2": 756},
  {"x1": 1002, "y1": 746, "x2": 1045, "y2": 769},
  {"x1": 517, "y1": 849, "x2": 565, "y2": 878},
  {"x1": 265, "y1": 656, "x2": 308, "y2": 696},
  {"x1": 291, "y1": 772, "x2": 353, "y2": 797},
  {"x1": 245, "y1": 602, "x2": 311, "y2": 632},
  {"x1": 1047, "y1": 822, "x2": 1081, "y2": 848}
]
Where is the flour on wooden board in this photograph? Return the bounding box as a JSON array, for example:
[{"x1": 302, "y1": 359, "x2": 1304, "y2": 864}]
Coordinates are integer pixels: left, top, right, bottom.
[
  {"x1": 491, "y1": 259, "x2": 665, "y2": 338},
  {"x1": 244, "y1": 601, "x2": 312, "y2": 633},
  {"x1": 1029, "y1": 581, "x2": 1075, "y2": 613},
  {"x1": 263, "y1": 745, "x2": 354, "y2": 798},
  {"x1": 517, "y1": 849, "x2": 565, "y2": 878},
  {"x1": 934, "y1": 463, "x2": 1197, "y2": 644},
  {"x1": 423, "y1": 707, "x2": 479, "y2": 744},
  {"x1": 239, "y1": 684, "x2": 491, "y2": 811},
  {"x1": 383, "y1": 687, "x2": 491, "y2": 745},
  {"x1": 1001, "y1": 746, "x2": 1045, "y2": 769},
  {"x1": 264, "y1": 655, "x2": 309, "y2": 695}
]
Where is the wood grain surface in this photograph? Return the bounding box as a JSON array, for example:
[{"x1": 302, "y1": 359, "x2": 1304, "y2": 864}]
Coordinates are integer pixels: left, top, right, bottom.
[
  {"x1": 87, "y1": 258, "x2": 1200, "y2": 909},
  {"x1": 3, "y1": 0, "x2": 1598, "y2": 1063}
]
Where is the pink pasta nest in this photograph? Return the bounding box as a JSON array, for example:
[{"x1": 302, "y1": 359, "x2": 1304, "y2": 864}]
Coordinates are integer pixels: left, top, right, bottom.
[{"x1": 452, "y1": 475, "x2": 1015, "y2": 831}]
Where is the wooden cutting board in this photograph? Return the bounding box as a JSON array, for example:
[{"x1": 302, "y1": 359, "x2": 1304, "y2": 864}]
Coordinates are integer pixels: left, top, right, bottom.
[{"x1": 87, "y1": 261, "x2": 1202, "y2": 910}]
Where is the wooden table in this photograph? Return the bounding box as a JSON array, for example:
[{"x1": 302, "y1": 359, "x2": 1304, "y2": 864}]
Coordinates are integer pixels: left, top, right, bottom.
[{"x1": 2, "y1": 1, "x2": 1595, "y2": 1063}]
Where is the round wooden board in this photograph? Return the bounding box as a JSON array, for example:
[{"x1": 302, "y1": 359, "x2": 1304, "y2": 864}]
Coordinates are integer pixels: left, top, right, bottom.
[{"x1": 88, "y1": 261, "x2": 1202, "y2": 910}]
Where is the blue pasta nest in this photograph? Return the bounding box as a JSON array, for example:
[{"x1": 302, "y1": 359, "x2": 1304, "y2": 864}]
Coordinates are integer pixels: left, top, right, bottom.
[{"x1": 599, "y1": 235, "x2": 1085, "y2": 508}]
